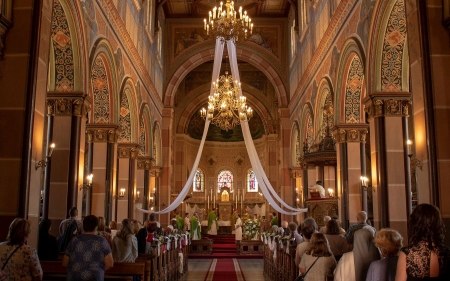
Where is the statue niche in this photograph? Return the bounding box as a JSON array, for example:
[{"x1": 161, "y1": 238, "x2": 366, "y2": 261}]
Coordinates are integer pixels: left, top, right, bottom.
[{"x1": 221, "y1": 189, "x2": 230, "y2": 202}]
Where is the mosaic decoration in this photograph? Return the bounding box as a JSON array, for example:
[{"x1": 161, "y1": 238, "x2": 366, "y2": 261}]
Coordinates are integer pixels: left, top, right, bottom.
[
  {"x1": 139, "y1": 117, "x2": 146, "y2": 156},
  {"x1": 217, "y1": 170, "x2": 233, "y2": 193},
  {"x1": 193, "y1": 169, "x2": 205, "y2": 192},
  {"x1": 295, "y1": 130, "x2": 301, "y2": 166},
  {"x1": 321, "y1": 90, "x2": 334, "y2": 137},
  {"x1": 247, "y1": 169, "x2": 258, "y2": 192},
  {"x1": 91, "y1": 56, "x2": 110, "y2": 123},
  {"x1": 51, "y1": 0, "x2": 74, "y2": 92},
  {"x1": 345, "y1": 56, "x2": 364, "y2": 123},
  {"x1": 173, "y1": 28, "x2": 208, "y2": 58},
  {"x1": 118, "y1": 89, "x2": 131, "y2": 143},
  {"x1": 381, "y1": 0, "x2": 406, "y2": 92},
  {"x1": 247, "y1": 26, "x2": 280, "y2": 58}
]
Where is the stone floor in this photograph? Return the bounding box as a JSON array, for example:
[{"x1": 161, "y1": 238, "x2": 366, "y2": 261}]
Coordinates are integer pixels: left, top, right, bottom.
[{"x1": 181, "y1": 258, "x2": 270, "y2": 281}]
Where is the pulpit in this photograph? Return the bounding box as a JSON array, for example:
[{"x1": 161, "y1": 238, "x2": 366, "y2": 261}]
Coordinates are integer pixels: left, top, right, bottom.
[{"x1": 305, "y1": 198, "x2": 338, "y2": 227}]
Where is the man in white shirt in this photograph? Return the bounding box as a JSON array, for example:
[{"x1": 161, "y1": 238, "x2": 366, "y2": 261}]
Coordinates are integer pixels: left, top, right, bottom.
[
  {"x1": 310, "y1": 180, "x2": 326, "y2": 198},
  {"x1": 184, "y1": 213, "x2": 190, "y2": 232}
]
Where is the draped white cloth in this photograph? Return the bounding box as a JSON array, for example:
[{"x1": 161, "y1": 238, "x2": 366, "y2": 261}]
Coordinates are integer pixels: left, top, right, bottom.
[{"x1": 138, "y1": 37, "x2": 306, "y2": 216}]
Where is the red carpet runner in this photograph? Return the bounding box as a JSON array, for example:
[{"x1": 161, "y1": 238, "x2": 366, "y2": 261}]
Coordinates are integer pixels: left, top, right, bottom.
[{"x1": 204, "y1": 259, "x2": 246, "y2": 281}]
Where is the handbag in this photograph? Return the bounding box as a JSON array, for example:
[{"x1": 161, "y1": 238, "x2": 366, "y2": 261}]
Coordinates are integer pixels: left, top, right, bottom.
[
  {"x1": 0, "y1": 245, "x2": 22, "y2": 281},
  {"x1": 295, "y1": 256, "x2": 320, "y2": 281}
]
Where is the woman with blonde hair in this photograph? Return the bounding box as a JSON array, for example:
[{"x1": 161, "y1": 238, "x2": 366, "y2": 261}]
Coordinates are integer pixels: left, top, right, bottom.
[
  {"x1": 299, "y1": 233, "x2": 336, "y2": 281},
  {"x1": 97, "y1": 216, "x2": 112, "y2": 247},
  {"x1": 366, "y1": 228, "x2": 402, "y2": 281},
  {"x1": 112, "y1": 219, "x2": 138, "y2": 262}
]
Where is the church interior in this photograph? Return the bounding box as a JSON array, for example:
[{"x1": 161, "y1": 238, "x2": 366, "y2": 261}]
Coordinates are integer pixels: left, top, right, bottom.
[{"x1": 1, "y1": 0, "x2": 450, "y2": 267}]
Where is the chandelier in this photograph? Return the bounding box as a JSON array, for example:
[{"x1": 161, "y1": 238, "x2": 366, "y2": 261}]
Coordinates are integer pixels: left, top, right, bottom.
[
  {"x1": 200, "y1": 71, "x2": 253, "y2": 131},
  {"x1": 203, "y1": 0, "x2": 253, "y2": 42}
]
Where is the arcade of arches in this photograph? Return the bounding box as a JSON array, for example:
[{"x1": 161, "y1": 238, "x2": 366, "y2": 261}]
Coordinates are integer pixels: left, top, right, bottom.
[{"x1": 1, "y1": 0, "x2": 450, "y2": 248}]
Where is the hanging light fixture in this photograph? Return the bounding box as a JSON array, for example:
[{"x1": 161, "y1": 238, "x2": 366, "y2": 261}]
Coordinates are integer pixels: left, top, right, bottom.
[
  {"x1": 200, "y1": 71, "x2": 253, "y2": 131},
  {"x1": 204, "y1": 0, "x2": 253, "y2": 42}
]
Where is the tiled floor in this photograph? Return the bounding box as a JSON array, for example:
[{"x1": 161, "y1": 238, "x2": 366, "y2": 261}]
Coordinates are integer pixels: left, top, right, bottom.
[{"x1": 181, "y1": 259, "x2": 270, "y2": 281}]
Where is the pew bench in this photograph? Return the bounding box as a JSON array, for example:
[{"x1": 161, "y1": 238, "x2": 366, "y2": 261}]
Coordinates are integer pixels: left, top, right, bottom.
[{"x1": 40, "y1": 260, "x2": 145, "y2": 281}]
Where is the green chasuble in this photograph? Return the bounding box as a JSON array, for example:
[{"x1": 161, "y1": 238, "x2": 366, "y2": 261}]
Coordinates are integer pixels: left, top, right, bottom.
[
  {"x1": 190, "y1": 217, "x2": 201, "y2": 238},
  {"x1": 207, "y1": 211, "x2": 217, "y2": 231},
  {"x1": 176, "y1": 215, "x2": 184, "y2": 230},
  {"x1": 270, "y1": 216, "x2": 279, "y2": 226}
]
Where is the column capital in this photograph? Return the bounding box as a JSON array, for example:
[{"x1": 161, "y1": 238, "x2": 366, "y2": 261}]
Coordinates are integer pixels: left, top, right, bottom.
[
  {"x1": 364, "y1": 92, "x2": 412, "y2": 118},
  {"x1": 86, "y1": 124, "x2": 120, "y2": 143},
  {"x1": 289, "y1": 167, "x2": 303, "y2": 178},
  {"x1": 137, "y1": 157, "x2": 156, "y2": 170},
  {"x1": 118, "y1": 143, "x2": 140, "y2": 159},
  {"x1": 47, "y1": 92, "x2": 92, "y2": 117},
  {"x1": 332, "y1": 123, "x2": 369, "y2": 143},
  {"x1": 150, "y1": 167, "x2": 162, "y2": 177}
]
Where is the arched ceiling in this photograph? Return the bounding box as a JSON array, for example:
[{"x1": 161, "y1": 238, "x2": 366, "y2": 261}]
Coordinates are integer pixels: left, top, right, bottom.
[{"x1": 163, "y1": 0, "x2": 291, "y2": 18}]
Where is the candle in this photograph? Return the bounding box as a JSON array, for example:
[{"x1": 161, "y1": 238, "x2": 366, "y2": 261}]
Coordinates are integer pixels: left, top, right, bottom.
[
  {"x1": 206, "y1": 24, "x2": 209, "y2": 35},
  {"x1": 208, "y1": 196, "x2": 209, "y2": 210},
  {"x1": 209, "y1": 11, "x2": 211, "y2": 22},
  {"x1": 213, "y1": 7, "x2": 216, "y2": 19},
  {"x1": 239, "y1": 7, "x2": 242, "y2": 19},
  {"x1": 204, "y1": 19, "x2": 206, "y2": 30}
]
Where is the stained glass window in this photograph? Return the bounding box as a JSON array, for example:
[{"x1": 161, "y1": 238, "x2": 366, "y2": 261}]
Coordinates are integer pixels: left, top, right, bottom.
[
  {"x1": 247, "y1": 169, "x2": 258, "y2": 192},
  {"x1": 193, "y1": 169, "x2": 204, "y2": 192},
  {"x1": 217, "y1": 170, "x2": 233, "y2": 193}
]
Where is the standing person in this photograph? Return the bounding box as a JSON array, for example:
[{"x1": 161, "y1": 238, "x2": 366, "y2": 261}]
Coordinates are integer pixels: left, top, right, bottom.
[
  {"x1": 112, "y1": 219, "x2": 138, "y2": 262},
  {"x1": 37, "y1": 218, "x2": 59, "y2": 261},
  {"x1": 59, "y1": 207, "x2": 83, "y2": 236},
  {"x1": 270, "y1": 212, "x2": 278, "y2": 226},
  {"x1": 109, "y1": 221, "x2": 118, "y2": 239},
  {"x1": 207, "y1": 208, "x2": 218, "y2": 236},
  {"x1": 334, "y1": 227, "x2": 380, "y2": 281},
  {"x1": 190, "y1": 213, "x2": 201, "y2": 240},
  {"x1": 176, "y1": 212, "x2": 184, "y2": 231},
  {"x1": 231, "y1": 209, "x2": 238, "y2": 234},
  {"x1": 319, "y1": 216, "x2": 331, "y2": 234},
  {"x1": 184, "y1": 213, "x2": 190, "y2": 232},
  {"x1": 289, "y1": 222, "x2": 303, "y2": 245},
  {"x1": 136, "y1": 220, "x2": 150, "y2": 254},
  {"x1": 282, "y1": 221, "x2": 290, "y2": 237},
  {"x1": 395, "y1": 204, "x2": 450, "y2": 281},
  {"x1": 366, "y1": 228, "x2": 403, "y2": 281},
  {"x1": 345, "y1": 211, "x2": 375, "y2": 246},
  {"x1": 299, "y1": 233, "x2": 337, "y2": 281},
  {"x1": 63, "y1": 215, "x2": 113, "y2": 281},
  {"x1": 296, "y1": 226, "x2": 315, "y2": 268},
  {"x1": 310, "y1": 181, "x2": 326, "y2": 198},
  {"x1": 235, "y1": 214, "x2": 243, "y2": 242},
  {"x1": 97, "y1": 216, "x2": 112, "y2": 247},
  {"x1": 0, "y1": 218, "x2": 43, "y2": 281},
  {"x1": 324, "y1": 219, "x2": 349, "y2": 261}
]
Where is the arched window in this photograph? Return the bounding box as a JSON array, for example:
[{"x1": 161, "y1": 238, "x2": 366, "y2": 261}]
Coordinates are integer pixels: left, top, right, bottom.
[
  {"x1": 217, "y1": 170, "x2": 233, "y2": 193},
  {"x1": 193, "y1": 169, "x2": 204, "y2": 192},
  {"x1": 247, "y1": 169, "x2": 258, "y2": 192}
]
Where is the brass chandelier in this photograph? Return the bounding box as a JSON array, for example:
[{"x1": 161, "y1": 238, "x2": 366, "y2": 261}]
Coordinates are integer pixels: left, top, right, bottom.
[
  {"x1": 200, "y1": 71, "x2": 253, "y2": 131},
  {"x1": 203, "y1": 0, "x2": 253, "y2": 42}
]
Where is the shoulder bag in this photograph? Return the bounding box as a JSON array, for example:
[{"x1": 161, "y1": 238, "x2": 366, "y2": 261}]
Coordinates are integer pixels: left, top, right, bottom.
[
  {"x1": 0, "y1": 245, "x2": 22, "y2": 281},
  {"x1": 295, "y1": 256, "x2": 320, "y2": 281}
]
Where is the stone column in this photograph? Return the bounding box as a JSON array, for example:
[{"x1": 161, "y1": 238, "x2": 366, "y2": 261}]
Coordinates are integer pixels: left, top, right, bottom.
[
  {"x1": 136, "y1": 157, "x2": 154, "y2": 221},
  {"x1": 117, "y1": 144, "x2": 139, "y2": 220},
  {"x1": 85, "y1": 124, "x2": 119, "y2": 224},
  {"x1": 46, "y1": 94, "x2": 90, "y2": 226},
  {"x1": 279, "y1": 108, "x2": 290, "y2": 221},
  {"x1": 333, "y1": 124, "x2": 369, "y2": 227},
  {"x1": 160, "y1": 108, "x2": 174, "y2": 225},
  {"x1": 365, "y1": 94, "x2": 411, "y2": 236}
]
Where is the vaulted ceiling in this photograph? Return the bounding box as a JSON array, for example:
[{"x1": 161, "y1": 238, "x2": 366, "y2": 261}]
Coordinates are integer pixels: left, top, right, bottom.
[{"x1": 162, "y1": 0, "x2": 291, "y2": 18}]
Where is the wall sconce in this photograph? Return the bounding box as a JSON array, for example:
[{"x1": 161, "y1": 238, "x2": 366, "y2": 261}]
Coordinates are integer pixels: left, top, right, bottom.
[
  {"x1": 119, "y1": 188, "x2": 125, "y2": 198},
  {"x1": 360, "y1": 176, "x2": 369, "y2": 214},
  {"x1": 328, "y1": 188, "x2": 334, "y2": 198},
  {"x1": 79, "y1": 174, "x2": 93, "y2": 190},
  {"x1": 137, "y1": 191, "x2": 140, "y2": 199},
  {"x1": 407, "y1": 139, "x2": 413, "y2": 157},
  {"x1": 149, "y1": 195, "x2": 154, "y2": 204},
  {"x1": 35, "y1": 143, "x2": 55, "y2": 170}
]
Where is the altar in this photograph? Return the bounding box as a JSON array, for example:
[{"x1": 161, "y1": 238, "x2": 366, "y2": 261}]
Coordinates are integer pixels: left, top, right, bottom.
[{"x1": 201, "y1": 220, "x2": 231, "y2": 234}]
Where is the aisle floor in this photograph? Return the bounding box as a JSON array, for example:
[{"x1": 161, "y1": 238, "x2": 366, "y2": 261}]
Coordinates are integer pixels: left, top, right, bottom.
[{"x1": 181, "y1": 258, "x2": 270, "y2": 281}]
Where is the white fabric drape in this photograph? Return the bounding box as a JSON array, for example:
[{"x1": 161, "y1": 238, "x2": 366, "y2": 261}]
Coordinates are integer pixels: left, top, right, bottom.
[{"x1": 138, "y1": 38, "x2": 224, "y2": 214}]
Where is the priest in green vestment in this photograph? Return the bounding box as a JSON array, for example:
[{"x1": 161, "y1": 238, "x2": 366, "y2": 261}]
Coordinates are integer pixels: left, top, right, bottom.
[
  {"x1": 270, "y1": 212, "x2": 278, "y2": 226},
  {"x1": 190, "y1": 213, "x2": 201, "y2": 240},
  {"x1": 207, "y1": 208, "x2": 218, "y2": 235},
  {"x1": 176, "y1": 214, "x2": 184, "y2": 231}
]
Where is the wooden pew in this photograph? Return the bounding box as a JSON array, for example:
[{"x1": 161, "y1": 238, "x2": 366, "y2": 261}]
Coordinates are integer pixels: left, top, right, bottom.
[{"x1": 40, "y1": 261, "x2": 145, "y2": 281}]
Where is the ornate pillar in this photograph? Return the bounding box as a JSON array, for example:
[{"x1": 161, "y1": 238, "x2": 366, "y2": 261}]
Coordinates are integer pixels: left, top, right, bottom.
[
  {"x1": 85, "y1": 125, "x2": 119, "y2": 224},
  {"x1": 117, "y1": 144, "x2": 139, "y2": 220},
  {"x1": 365, "y1": 93, "x2": 411, "y2": 236},
  {"x1": 278, "y1": 108, "x2": 290, "y2": 222},
  {"x1": 160, "y1": 108, "x2": 174, "y2": 225},
  {"x1": 333, "y1": 124, "x2": 369, "y2": 228},
  {"x1": 46, "y1": 94, "x2": 90, "y2": 224},
  {"x1": 136, "y1": 157, "x2": 154, "y2": 221}
]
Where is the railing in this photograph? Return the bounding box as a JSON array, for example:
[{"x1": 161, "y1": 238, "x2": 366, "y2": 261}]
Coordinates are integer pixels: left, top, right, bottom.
[{"x1": 263, "y1": 235, "x2": 298, "y2": 281}]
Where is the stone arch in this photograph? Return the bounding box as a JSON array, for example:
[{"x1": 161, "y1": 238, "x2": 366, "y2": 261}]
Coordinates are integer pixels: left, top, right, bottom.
[
  {"x1": 48, "y1": 0, "x2": 84, "y2": 92},
  {"x1": 367, "y1": 0, "x2": 409, "y2": 93},
  {"x1": 300, "y1": 103, "x2": 314, "y2": 152},
  {"x1": 139, "y1": 104, "x2": 153, "y2": 157},
  {"x1": 117, "y1": 78, "x2": 139, "y2": 143},
  {"x1": 335, "y1": 38, "x2": 366, "y2": 124},
  {"x1": 314, "y1": 77, "x2": 334, "y2": 138},
  {"x1": 153, "y1": 121, "x2": 162, "y2": 165},
  {"x1": 164, "y1": 46, "x2": 288, "y2": 108},
  {"x1": 291, "y1": 121, "x2": 301, "y2": 167},
  {"x1": 89, "y1": 39, "x2": 119, "y2": 124}
]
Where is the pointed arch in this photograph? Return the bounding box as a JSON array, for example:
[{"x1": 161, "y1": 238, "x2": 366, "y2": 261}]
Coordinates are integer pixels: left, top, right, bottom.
[
  {"x1": 193, "y1": 168, "x2": 205, "y2": 192},
  {"x1": 118, "y1": 78, "x2": 139, "y2": 143},
  {"x1": 246, "y1": 169, "x2": 258, "y2": 192},
  {"x1": 335, "y1": 38, "x2": 366, "y2": 124},
  {"x1": 139, "y1": 104, "x2": 153, "y2": 156},
  {"x1": 153, "y1": 121, "x2": 162, "y2": 165},
  {"x1": 314, "y1": 78, "x2": 335, "y2": 139},
  {"x1": 300, "y1": 103, "x2": 314, "y2": 152},
  {"x1": 291, "y1": 121, "x2": 301, "y2": 167},
  {"x1": 217, "y1": 169, "x2": 234, "y2": 193}
]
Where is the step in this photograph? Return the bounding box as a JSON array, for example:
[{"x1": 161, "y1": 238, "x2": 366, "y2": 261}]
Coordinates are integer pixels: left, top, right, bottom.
[{"x1": 188, "y1": 253, "x2": 263, "y2": 259}]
